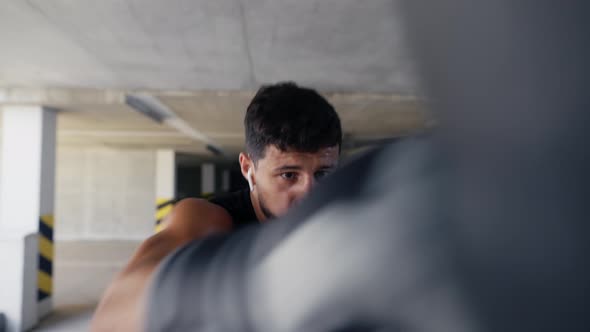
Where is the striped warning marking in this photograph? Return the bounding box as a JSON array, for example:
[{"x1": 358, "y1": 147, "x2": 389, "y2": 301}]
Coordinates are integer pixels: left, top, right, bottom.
[
  {"x1": 155, "y1": 198, "x2": 175, "y2": 233},
  {"x1": 38, "y1": 215, "x2": 54, "y2": 302},
  {"x1": 153, "y1": 194, "x2": 217, "y2": 233}
]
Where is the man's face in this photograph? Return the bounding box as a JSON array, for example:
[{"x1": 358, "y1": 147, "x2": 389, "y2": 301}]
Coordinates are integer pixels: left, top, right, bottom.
[{"x1": 244, "y1": 145, "x2": 339, "y2": 220}]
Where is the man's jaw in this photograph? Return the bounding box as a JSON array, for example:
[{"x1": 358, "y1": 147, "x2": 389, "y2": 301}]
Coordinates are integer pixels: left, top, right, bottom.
[{"x1": 258, "y1": 193, "x2": 277, "y2": 221}]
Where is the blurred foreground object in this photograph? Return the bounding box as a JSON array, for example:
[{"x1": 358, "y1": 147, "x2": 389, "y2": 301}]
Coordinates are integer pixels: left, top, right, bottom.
[{"x1": 401, "y1": 0, "x2": 590, "y2": 331}]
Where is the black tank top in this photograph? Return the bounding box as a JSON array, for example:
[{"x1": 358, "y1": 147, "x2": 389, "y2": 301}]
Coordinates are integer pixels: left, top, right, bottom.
[{"x1": 208, "y1": 189, "x2": 258, "y2": 229}]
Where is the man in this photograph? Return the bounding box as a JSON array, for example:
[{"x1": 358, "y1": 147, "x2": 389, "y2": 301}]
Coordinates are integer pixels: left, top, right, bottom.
[
  {"x1": 211, "y1": 82, "x2": 342, "y2": 226},
  {"x1": 91, "y1": 82, "x2": 342, "y2": 331}
]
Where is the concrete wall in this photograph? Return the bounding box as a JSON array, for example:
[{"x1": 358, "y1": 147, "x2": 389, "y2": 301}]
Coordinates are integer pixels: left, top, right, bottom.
[
  {"x1": 55, "y1": 147, "x2": 155, "y2": 240},
  {"x1": 0, "y1": 127, "x2": 2, "y2": 223}
]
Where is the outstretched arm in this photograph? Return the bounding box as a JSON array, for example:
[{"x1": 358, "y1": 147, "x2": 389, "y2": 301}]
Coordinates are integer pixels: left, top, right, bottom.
[{"x1": 90, "y1": 198, "x2": 233, "y2": 332}]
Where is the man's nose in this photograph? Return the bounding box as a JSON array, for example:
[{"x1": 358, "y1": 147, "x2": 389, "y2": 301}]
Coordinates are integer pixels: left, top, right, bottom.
[
  {"x1": 297, "y1": 175, "x2": 316, "y2": 196},
  {"x1": 289, "y1": 176, "x2": 316, "y2": 207},
  {"x1": 304, "y1": 176, "x2": 316, "y2": 193}
]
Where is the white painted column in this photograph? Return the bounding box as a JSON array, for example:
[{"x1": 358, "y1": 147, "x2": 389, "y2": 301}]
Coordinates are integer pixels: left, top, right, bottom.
[
  {"x1": 201, "y1": 163, "x2": 215, "y2": 195},
  {"x1": 154, "y1": 150, "x2": 176, "y2": 232},
  {"x1": 0, "y1": 233, "x2": 38, "y2": 332},
  {"x1": 0, "y1": 106, "x2": 57, "y2": 330}
]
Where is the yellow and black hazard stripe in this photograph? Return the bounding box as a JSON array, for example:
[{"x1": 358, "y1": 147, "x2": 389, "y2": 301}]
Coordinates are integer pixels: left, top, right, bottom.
[
  {"x1": 154, "y1": 194, "x2": 217, "y2": 233},
  {"x1": 155, "y1": 198, "x2": 176, "y2": 233},
  {"x1": 201, "y1": 192, "x2": 214, "y2": 200},
  {"x1": 38, "y1": 215, "x2": 54, "y2": 302}
]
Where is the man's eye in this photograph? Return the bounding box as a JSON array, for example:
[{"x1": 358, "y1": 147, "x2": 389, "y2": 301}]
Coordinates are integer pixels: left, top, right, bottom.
[
  {"x1": 280, "y1": 172, "x2": 298, "y2": 180},
  {"x1": 315, "y1": 170, "x2": 330, "y2": 180}
]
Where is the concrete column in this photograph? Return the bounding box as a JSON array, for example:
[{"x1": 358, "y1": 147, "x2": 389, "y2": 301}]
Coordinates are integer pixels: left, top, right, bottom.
[
  {"x1": 221, "y1": 169, "x2": 230, "y2": 192},
  {"x1": 201, "y1": 163, "x2": 215, "y2": 196},
  {"x1": 0, "y1": 106, "x2": 57, "y2": 329},
  {"x1": 0, "y1": 234, "x2": 38, "y2": 332},
  {"x1": 154, "y1": 150, "x2": 176, "y2": 232}
]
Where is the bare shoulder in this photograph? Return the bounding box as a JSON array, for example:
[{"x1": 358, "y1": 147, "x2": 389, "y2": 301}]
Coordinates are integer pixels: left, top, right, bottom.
[
  {"x1": 166, "y1": 198, "x2": 234, "y2": 240},
  {"x1": 123, "y1": 198, "x2": 233, "y2": 275},
  {"x1": 171, "y1": 197, "x2": 231, "y2": 221}
]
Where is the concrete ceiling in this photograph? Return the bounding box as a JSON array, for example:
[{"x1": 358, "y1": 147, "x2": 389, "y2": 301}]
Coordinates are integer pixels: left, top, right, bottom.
[
  {"x1": 0, "y1": 0, "x2": 428, "y2": 155},
  {"x1": 0, "y1": 0, "x2": 416, "y2": 93}
]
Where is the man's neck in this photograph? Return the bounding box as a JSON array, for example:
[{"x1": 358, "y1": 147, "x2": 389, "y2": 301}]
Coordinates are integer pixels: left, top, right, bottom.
[{"x1": 249, "y1": 190, "x2": 267, "y2": 223}]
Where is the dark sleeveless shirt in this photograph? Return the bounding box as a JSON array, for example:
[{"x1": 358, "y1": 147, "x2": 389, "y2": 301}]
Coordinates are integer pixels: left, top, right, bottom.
[{"x1": 208, "y1": 189, "x2": 258, "y2": 229}]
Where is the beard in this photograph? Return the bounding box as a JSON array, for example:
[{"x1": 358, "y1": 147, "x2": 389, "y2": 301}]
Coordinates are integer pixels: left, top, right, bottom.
[{"x1": 257, "y1": 191, "x2": 277, "y2": 220}]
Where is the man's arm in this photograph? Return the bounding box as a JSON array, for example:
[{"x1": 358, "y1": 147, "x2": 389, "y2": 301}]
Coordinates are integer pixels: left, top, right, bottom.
[{"x1": 90, "y1": 198, "x2": 233, "y2": 332}]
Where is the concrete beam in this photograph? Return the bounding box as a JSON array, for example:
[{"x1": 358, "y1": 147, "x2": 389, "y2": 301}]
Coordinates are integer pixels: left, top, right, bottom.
[{"x1": 0, "y1": 88, "x2": 125, "y2": 107}]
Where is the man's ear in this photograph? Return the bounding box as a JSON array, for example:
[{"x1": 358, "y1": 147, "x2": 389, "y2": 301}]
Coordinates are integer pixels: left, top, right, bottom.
[{"x1": 239, "y1": 153, "x2": 255, "y2": 190}]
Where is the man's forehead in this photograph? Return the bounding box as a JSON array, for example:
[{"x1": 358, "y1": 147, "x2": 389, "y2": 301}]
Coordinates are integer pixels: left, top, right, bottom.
[{"x1": 260, "y1": 145, "x2": 339, "y2": 164}]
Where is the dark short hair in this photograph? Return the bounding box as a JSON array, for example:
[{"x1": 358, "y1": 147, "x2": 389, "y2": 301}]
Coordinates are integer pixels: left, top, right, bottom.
[{"x1": 244, "y1": 82, "x2": 342, "y2": 161}]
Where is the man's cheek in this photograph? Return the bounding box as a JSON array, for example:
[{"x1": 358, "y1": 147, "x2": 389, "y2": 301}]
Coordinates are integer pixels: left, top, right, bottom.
[{"x1": 274, "y1": 199, "x2": 293, "y2": 216}]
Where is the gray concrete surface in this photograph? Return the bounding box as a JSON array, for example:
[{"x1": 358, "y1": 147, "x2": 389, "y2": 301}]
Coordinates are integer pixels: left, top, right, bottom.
[
  {"x1": 0, "y1": 0, "x2": 416, "y2": 93},
  {"x1": 33, "y1": 240, "x2": 141, "y2": 331},
  {"x1": 55, "y1": 148, "x2": 156, "y2": 241}
]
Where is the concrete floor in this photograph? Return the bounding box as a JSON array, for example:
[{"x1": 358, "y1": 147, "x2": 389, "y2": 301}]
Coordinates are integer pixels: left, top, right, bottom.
[{"x1": 33, "y1": 240, "x2": 141, "y2": 331}]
